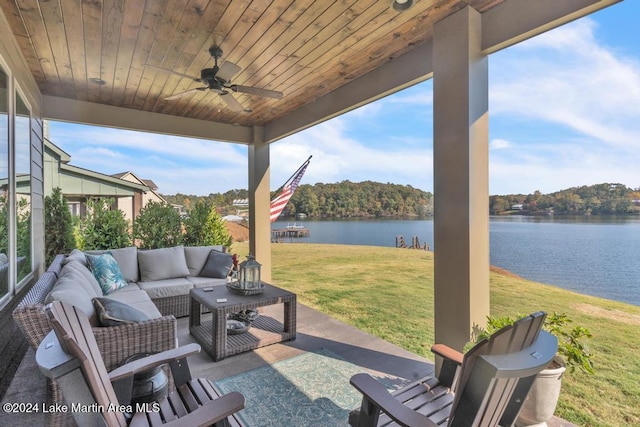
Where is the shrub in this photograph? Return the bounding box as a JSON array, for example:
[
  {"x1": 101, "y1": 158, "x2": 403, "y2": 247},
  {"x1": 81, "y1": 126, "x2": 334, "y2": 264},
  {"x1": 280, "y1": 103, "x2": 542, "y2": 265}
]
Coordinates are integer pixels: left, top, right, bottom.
[
  {"x1": 183, "y1": 200, "x2": 232, "y2": 248},
  {"x1": 478, "y1": 312, "x2": 594, "y2": 374},
  {"x1": 78, "y1": 198, "x2": 131, "y2": 250},
  {"x1": 44, "y1": 188, "x2": 76, "y2": 265},
  {"x1": 133, "y1": 201, "x2": 183, "y2": 249}
]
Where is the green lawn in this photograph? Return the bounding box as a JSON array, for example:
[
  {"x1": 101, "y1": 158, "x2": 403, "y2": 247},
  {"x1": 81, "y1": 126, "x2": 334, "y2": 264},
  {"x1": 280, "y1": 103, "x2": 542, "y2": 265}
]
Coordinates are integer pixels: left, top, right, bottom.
[{"x1": 233, "y1": 242, "x2": 640, "y2": 426}]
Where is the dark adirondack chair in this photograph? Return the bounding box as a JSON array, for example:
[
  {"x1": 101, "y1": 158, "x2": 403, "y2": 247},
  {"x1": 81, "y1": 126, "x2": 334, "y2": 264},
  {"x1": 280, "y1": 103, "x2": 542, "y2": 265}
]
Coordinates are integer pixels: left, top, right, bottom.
[
  {"x1": 36, "y1": 300, "x2": 245, "y2": 427},
  {"x1": 349, "y1": 311, "x2": 557, "y2": 427}
]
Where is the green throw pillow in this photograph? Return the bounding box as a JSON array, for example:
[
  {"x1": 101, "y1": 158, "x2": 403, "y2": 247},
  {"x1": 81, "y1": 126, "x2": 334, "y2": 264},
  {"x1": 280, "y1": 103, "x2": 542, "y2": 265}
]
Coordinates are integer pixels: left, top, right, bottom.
[
  {"x1": 92, "y1": 297, "x2": 150, "y2": 326},
  {"x1": 85, "y1": 252, "x2": 128, "y2": 295}
]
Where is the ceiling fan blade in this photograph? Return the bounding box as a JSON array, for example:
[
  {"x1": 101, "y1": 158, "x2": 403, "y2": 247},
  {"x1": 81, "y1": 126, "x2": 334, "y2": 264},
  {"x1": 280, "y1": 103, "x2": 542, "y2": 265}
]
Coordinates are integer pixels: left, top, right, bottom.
[
  {"x1": 145, "y1": 64, "x2": 200, "y2": 82},
  {"x1": 164, "y1": 87, "x2": 206, "y2": 100},
  {"x1": 219, "y1": 92, "x2": 245, "y2": 112},
  {"x1": 231, "y1": 85, "x2": 283, "y2": 99},
  {"x1": 217, "y1": 61, "x2": 242, "y2": 82}
]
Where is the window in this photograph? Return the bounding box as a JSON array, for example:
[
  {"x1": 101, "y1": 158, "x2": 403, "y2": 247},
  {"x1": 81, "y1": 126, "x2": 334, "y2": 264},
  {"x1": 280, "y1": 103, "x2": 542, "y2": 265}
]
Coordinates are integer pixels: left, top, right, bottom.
[
  {"x1": 0, "y1": 65, "x2": 8, "y2": 301},
  {"x1": 15, "y1": 90, "x2": 31, "y2": 284},
  {"x1": 0, "y1": 60, "x2": 34, "y2": 305}
]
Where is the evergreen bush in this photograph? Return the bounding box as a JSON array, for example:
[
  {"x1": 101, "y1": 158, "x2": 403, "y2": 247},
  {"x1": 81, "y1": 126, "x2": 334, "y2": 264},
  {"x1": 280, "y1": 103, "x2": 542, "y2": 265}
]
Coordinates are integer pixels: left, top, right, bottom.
[
  {"x1": 78, "y1": 198, "x2": 131, "y2": 250},
  {"x1": 133, "y1": 201, "x2": 183, "y2": 249},
  {"x1": 44, "y1": 188, "x2": 76, "y2": 265},
  {"x1": 183, "y1": 200, "x2": 232, "y2": 248}
]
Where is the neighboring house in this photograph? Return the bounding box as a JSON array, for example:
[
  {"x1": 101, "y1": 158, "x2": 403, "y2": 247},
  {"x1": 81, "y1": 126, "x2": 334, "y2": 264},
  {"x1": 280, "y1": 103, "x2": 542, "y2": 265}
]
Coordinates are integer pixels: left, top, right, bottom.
[
  {"x1": 44, "y1": 139, "x2": 156, "y2": 222},
  {"x1": 110, "y1": 171, "x2": 168, "y2": 219}
]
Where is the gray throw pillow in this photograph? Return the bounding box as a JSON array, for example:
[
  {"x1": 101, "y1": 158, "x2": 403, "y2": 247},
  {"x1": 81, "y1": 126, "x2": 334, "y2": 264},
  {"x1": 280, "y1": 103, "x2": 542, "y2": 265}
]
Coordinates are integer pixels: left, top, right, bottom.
[
  {"x1": 92, "y1": 297, "x2": 150, "y2": 327},
  {"x1": 184, "y1": 245, "x2": 225, "y2": 276},
  {"x1": 199, "y1": 250, "x2": 233, "y2": 279}
]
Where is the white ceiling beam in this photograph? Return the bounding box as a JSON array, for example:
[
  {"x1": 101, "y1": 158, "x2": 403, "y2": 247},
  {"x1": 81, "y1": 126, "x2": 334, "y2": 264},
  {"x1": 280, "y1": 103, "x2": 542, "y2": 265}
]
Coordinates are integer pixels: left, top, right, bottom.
[
  {"x1": 481, "y1": 0, "x2": 622, "y2": 54},
  {"x1": 42, "y1": 95, "x2": 253, "y2": 144},
  {"x1": 264, "y1": 0, "x2": 620, "y2": 144}
]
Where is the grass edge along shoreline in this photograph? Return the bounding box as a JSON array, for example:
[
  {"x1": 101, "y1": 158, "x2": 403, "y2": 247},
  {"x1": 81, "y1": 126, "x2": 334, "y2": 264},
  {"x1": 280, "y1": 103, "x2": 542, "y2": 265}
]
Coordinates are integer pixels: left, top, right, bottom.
[{"x1": 233, "y1": 242, "x2": 640, "y2": 427}]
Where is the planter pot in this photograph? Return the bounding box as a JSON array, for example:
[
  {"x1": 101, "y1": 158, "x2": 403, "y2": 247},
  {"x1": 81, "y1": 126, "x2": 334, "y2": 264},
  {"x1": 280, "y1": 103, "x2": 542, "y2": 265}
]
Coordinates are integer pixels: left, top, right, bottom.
[{"x1": 516, "y1": 356, "x2": 566, "y2": 427}]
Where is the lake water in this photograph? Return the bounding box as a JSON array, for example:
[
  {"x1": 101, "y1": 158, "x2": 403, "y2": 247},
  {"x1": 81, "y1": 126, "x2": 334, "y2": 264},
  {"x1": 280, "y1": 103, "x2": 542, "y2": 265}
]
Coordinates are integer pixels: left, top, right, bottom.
[{"x1": 272, "y1": 216, "x2": 640, "y2": 306}]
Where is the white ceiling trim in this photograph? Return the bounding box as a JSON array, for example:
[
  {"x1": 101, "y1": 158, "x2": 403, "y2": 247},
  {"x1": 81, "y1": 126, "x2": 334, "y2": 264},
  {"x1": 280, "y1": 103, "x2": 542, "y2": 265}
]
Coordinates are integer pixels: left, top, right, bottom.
[{"x1": 42, "y1": 95, "x2": 253, "y2": 144}]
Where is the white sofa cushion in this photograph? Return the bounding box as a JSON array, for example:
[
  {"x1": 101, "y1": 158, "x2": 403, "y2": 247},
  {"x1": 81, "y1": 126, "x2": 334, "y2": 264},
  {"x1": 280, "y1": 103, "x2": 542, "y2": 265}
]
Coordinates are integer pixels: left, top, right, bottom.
[
  {"x1": 114, "y1": 283, "x2": 141, "y2": 292},
  {"x1": 61, "y1": 260, "x2": 103, "y2": 298},
  {"x1": 184, "y1": 245, "x2": 225, "y2": 276},
  {"x1": 137, "y1": 277, "x2": 193, "y2": 299},
  {"x1": 63, "y1": 248, "x2": 88, "y2": 267},
  {"x1": 45, "y1": 275, "x2": 97, "y2": 324},
  {"x1": 186, "y1": 276, "x2": 228, "y2": 288},
  {"x1": 105, "y1": 290, "x2": 162, "y2": 319},
  {"x1": 138, "y1": 246, "x2": 189, "y2": 282}
]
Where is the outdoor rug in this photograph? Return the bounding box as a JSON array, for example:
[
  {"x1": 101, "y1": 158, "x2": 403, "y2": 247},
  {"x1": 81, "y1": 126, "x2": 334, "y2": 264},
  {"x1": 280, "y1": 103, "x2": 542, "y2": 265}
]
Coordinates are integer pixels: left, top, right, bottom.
[{"x1": 213, "y1": 348, "x2": 405, "y2": 426}]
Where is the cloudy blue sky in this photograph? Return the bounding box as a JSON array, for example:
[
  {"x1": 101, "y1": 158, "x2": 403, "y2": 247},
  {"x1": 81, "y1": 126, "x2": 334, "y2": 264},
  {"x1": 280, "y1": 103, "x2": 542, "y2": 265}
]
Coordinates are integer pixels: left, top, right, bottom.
[{"x1": 48, "y1": 1, "x2": 640, "y2": 197}]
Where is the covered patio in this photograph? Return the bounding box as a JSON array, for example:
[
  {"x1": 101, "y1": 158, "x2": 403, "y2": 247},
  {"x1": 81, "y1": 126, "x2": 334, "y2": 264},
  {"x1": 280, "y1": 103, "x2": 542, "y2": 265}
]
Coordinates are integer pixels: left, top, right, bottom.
[
  {"x1": 1, "y1": 300, "x2": 575, "y2": 426},
  {"x1": 0, "y1": 0, "x2": 622, "y2": 424},
  {"x1": 0, "y1": 0, "x2": 622, "y2": 358}
]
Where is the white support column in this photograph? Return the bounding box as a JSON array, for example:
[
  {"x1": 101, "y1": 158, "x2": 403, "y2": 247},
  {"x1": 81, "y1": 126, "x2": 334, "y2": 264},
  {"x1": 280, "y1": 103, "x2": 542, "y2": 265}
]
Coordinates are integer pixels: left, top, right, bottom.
[
  {"x1": 433, "y1": 6, "x2": 489, "y2": 352},
  {"x1": 248, "y1": 127, "x2": 272, "y2": 282}
]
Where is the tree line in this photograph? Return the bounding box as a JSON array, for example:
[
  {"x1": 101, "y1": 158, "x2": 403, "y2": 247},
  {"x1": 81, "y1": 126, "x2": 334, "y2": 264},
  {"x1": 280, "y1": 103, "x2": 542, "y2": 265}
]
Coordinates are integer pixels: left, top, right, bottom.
[
  {"x1": 164, "y1": 181, "x2": 434, "y2": 218},
  {"x1": 490, "y1": 183, "x2": 640, "y2": 216},
  {"x1": 163, "y1": 181, "x2": 640, "y2": 219}
]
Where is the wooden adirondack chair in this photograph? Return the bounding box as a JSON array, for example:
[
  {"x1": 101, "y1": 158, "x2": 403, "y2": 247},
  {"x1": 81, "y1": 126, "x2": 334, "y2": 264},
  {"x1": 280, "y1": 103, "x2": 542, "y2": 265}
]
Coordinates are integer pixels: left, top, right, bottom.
[
  {"x1": 349, "y1": 311, "x2": 557, "y2": 427},
  {"x1": 36, "y1": 301, "x2": 245, "y2": 427}
]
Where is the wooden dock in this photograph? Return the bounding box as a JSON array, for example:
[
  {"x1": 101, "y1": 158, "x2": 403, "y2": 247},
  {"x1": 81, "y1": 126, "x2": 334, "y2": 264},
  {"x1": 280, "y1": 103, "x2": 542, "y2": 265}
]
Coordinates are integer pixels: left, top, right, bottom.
[
  {"x1": 272, "y1": 226, "x2": 310, "y2": 242},
  {"x1": 396, "y1": 235, "x2": 430, "y2": 250}
]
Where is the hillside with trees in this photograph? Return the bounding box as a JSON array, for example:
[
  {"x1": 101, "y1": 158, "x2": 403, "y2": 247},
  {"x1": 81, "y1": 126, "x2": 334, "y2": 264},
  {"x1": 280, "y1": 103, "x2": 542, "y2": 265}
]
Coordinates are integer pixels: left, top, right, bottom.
[
  {"x1": 163, "y1": 181, "x2": 433, "y2": 218},
  {"x1": 490, "y1": 183, "x2": 640, "y2": 216},
  {"x1": 163, "y1": 182, "x2": 640, "y2": 219},
  {"x1": 283, "y1": 181, "x2": 432, "y2": 218}
]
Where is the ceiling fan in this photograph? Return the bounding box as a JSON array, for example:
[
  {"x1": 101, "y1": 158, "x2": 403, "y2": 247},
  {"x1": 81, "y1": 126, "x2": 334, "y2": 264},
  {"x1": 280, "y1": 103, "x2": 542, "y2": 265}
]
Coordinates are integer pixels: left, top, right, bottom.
[{"x1": 146, "y1": 46, "x2": 283, "y2": 112}]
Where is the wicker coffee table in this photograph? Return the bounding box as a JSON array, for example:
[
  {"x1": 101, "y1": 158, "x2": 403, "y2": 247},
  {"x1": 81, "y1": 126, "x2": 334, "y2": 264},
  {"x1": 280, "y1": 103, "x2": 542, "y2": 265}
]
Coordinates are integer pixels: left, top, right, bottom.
[{"x1": 189, "y1": 283, "x2": 297, "y2": 361}]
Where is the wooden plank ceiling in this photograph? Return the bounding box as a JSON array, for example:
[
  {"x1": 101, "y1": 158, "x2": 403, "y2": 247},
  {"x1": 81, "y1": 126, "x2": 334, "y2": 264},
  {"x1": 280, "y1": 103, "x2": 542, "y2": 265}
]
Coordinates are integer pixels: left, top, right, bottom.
[{"x1": 1, "y1": 0, "x2": 504, "y2": 128}]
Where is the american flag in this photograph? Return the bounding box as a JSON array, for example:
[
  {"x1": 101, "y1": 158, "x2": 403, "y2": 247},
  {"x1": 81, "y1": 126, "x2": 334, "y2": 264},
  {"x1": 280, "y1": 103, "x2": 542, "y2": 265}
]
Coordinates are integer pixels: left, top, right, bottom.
[{"x1": 270, "y1": 157, "x2": 311, "y2": 222}]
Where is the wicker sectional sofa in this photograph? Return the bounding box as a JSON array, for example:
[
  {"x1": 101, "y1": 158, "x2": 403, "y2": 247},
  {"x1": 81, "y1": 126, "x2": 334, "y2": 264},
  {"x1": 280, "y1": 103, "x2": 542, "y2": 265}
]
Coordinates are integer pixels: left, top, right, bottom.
[{"x1": 12, "y1": 245, "x2": 230, "y2": 427}]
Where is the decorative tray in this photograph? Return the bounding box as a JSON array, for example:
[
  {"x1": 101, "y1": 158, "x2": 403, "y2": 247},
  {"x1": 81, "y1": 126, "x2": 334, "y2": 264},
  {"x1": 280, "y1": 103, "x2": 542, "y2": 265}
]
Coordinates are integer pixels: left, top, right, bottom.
[
  {"x1": 229, "y1": 309, "x2": 260, "y2": 322},
  {"x1": 226, "y1": 319, "x2": 250, "y2": 335},
  {"x1": 226, "y1": 282, "x2": 265, "y2": 296}
]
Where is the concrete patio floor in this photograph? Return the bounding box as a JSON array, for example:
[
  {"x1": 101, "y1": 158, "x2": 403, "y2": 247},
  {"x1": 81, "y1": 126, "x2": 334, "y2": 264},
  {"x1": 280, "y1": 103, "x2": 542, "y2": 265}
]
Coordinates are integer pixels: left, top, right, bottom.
[{"x1": 1, "y1": 302, "x2": 575, "y2": 426}]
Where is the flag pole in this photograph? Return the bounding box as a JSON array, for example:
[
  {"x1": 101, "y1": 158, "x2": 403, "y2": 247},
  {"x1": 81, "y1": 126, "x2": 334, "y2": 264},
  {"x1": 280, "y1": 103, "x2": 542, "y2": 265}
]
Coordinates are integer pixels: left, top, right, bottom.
[{"x1": 271, "y1": 155, "x2": 312, "y2": 200}]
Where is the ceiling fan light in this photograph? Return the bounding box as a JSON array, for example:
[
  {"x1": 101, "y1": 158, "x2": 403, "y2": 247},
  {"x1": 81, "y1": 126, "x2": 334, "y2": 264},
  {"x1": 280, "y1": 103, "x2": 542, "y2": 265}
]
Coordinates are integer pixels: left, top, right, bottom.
[{"x1": 391, "y1": 0, "x2": 413, "y2": 12}]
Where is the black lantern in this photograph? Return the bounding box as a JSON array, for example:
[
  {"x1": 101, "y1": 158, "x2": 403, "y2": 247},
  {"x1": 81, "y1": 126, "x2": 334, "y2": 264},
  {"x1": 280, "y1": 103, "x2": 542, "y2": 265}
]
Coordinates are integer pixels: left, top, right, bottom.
[{"x1": 238, "y1": 254, "x2": 261, "y2": 289}]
